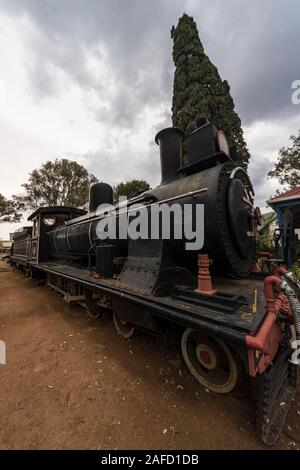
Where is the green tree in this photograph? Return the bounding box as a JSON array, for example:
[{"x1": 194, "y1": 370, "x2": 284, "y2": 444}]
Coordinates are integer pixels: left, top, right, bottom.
[
  {"x1": 268, "y1": 131, "x2": 300, "y2": 188},
  {"x1": 292, "y1": 263, "x2": 300, "y2": 282},
  {"x1": 171, "y1": 14, "x2": 250, "y2": 169},
  {"x1": 0, "y1": 193, "x2": 21, "y2": 223},
  {"x1": 256, "y1": 212, "x2": 276, "y2": 253},
  {"x1": 14, "y1": 158, "x2": 97, "y2": 211},
  {"x1": 256, "y1": 231, "x2": 274, "y2": 253},
  {"x1": 114, "y1": 180, "x2": 150, "y2": 203}
]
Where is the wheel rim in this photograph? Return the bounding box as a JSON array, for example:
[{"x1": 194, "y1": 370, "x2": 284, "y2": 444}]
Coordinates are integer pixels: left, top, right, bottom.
[
  {"x1": 181, "y1": 328, "x2": 238, "y2": 394},
  {"x1": 113, "y1": 314, "x2": 135, "y2": 338}
]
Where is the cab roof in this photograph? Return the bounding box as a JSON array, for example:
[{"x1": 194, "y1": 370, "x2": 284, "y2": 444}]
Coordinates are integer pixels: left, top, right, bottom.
[{"x1": 27, "y1": 206, "x2": 86, "y2": 221}]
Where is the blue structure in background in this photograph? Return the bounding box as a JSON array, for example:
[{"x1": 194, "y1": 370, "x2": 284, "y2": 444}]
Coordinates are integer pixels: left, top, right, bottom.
[{"x1": 268, "y1": 188, "x2": 300, "y2": 267}]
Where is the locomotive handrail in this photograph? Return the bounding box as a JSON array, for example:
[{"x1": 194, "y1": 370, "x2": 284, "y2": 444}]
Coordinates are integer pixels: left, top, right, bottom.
[{"x1": 117, "y1": 187, "x2": 208, "y2": 217}]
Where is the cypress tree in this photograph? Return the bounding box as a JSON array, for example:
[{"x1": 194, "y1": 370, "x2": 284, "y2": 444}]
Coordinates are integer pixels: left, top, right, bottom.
[{"x1": 171, "y1": 14, "x2": 250, "y2": 169}]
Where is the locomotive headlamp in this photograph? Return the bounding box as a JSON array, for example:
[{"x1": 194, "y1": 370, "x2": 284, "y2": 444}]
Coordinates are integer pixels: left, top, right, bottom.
[{"x1": 216, "y1": 130, "x2": 230, "y2": 157}]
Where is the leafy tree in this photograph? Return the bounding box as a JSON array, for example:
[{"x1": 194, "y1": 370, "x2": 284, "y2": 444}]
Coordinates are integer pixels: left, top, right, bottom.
[
  {"x1": 0, "y1": 193, "x2": 21, "y2": 223},
  {"x1": 14, "y1": 159, "x2": 98, "y2": 211},
  {"x1": 114, "y1": 180, "x2": 150, "y2": 203},
  {"x1": 256, "y1": 212, "x2": 276, "y2": 253},
  {"x1": 171, "y1": 14, "x2": 250, "y2": 169},
  {"x1": 268, "y1": 131, "x2": 300, "y2": 188},
  {"x1": 256, "y1": 231, "x2": 274, "y2": 253},
  {"x1": 292, "y1": 263, "x2": 300, "y2": 282}
]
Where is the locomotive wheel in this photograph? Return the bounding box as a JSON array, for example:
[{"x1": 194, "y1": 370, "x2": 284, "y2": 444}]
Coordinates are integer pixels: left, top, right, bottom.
[
  {"x1": 84, "y1": 304, "x2": 102, "y2": 319},
  {"x1": 181, "y1": 329, "x2": 238, "y2": 394},
  {"x1": 113, "y1": 314, "x2": 135, "y2": 339},
  {"x1": 84, "y1": 290, "x2": 102, "y2": 319}
]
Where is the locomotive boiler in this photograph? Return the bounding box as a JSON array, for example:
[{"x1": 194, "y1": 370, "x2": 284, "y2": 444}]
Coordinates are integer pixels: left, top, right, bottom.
[
  {"x1": 46, "y1": 121, "x2": 256, "y2": 283},
  {"x1": 9, "y1": 120, "x2": 299, "y2": 446}
]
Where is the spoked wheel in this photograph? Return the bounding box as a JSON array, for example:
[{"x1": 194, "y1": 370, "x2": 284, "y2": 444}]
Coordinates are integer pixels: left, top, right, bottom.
[
  {"x1": 113, "y1": 313, "x2": 135, "y2": 339},
  {"x1": 181, "y1": 329, "x2": 239, "y2": 394}
]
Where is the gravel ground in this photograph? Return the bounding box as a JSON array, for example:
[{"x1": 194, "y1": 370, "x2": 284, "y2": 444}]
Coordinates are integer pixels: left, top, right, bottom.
[{"x1": 0, "y1": 260, "x2": 299, "y2": 450}]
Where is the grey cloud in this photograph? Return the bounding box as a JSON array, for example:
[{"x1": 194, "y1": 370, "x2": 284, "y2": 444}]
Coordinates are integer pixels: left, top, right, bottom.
[
  {"x1": 248, "y1": 157, "x2": 274, "y2": 207},
  {"x1": 212, "y1": 1, "x2": 299, "y2": 124},
  {"x1": 78, "y1": 110, "x2": 172, "y2": 188},
  {"x1": 1, "y1": 0, "x2": 182, "y2": 126},
  {"x1": 2, "y1": 0, "x2": 299, "y2": 125},
  {"x1": 80, "y1": 142, "x2": 161, "y2": 189},
  {"x1": 249, "y1": 163, "x2": 272, "y2": 190},
  {"x1": 1, "y1": 0, "x2": 299, "y2": 214}
]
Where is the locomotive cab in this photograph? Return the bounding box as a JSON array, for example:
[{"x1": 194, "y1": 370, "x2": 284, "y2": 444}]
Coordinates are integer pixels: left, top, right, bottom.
[{"x1": 27, "y1": 207, "x2": 87, "y2": 263}]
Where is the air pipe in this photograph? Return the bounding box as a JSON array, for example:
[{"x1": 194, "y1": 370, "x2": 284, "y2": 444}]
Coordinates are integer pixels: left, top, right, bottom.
[
  {"x1": 246, "y1": 275, "x2": 284, "y2": 351},
  {"x1": 246, "y1": 270, "x2": 300, "y2": 352}
]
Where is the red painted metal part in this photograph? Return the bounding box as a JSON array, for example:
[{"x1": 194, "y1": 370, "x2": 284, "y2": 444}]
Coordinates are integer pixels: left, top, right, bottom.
[
  {"x1": 246, "y1": 275, "x2": 281, "y2": 350},
  {"x1": 257, "y1": 251, "x2": 272, "y2": 258},
  {"x1": 250, "y1": 251, "x2": 272, "y2": 273},
  {"x1": 250, "y1": 261, "x2": 261, "y2": 273},
  {"x1": 273, "y1": 266, "x2": 288, "y2": 276},
  {"x1": 90, "y1": 271, "x2": 101, "y2": 279},
  {"x1": 194, "y1": 254, "x2": 217, "y2": 295},
  {"x1": 247, "y1": 323, "x2": 283, "y2": 377},
  {"x1": 246, "y1": 274, "x2": 290, "y2": 377}
]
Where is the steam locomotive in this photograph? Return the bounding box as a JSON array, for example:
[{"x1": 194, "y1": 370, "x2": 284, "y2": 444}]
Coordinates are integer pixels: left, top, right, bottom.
[{"x1": 9, "y1": 120, "x2": 299, "y2": 445}]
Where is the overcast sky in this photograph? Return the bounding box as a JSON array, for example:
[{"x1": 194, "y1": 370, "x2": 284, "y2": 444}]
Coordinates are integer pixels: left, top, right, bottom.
[{"x1": 1, "y1": 0, "x2": 300, "y2": 239}]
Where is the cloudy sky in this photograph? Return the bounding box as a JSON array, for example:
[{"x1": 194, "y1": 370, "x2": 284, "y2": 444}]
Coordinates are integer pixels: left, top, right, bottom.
[{"x1": 0, "y1": 0, "x2": 300, "y2": 239}]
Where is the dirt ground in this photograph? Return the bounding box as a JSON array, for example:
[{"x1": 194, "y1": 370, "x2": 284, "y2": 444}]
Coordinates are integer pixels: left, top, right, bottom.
[{"x1": 0, "y1": 260, "x2": 299, "y2": 450}]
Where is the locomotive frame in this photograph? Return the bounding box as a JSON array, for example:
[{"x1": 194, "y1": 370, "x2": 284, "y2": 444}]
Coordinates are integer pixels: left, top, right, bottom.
[{"x1": 8, "y1": 120, "x2": 298, "y2": 446}]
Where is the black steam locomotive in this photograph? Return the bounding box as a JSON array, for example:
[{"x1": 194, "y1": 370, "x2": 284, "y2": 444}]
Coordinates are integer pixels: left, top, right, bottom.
[{"x1": 9, "y1": 121, "x2": 299, "y2": 445}]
